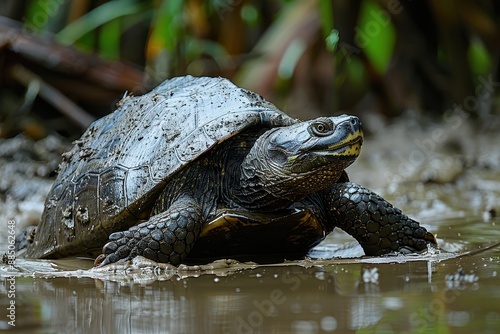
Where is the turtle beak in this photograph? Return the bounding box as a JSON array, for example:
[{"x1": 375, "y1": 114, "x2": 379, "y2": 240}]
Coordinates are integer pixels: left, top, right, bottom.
[
  {"x1": 264, "y1": 115, "x2": 363, "y2": 172},
  {"x1": 308, "y1": 115, "x2": 363, "y2": 159}
]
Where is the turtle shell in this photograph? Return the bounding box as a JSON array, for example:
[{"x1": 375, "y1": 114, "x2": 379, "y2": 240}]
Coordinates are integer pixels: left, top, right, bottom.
[{"x1": 27, "y1": 76, "x2": 298, "y2": 258}]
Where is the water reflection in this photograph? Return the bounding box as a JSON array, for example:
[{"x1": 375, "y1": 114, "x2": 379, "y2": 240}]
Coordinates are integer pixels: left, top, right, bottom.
[
  {"x1": 2, "y1": 262, "x2": 435, "y2": 333},
  {"x1": 1, "y1": 216, "x2": 499, "y2": 333}
]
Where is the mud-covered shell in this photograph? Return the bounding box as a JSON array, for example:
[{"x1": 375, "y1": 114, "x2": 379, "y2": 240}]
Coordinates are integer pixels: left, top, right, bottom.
[{"x1": 27, "y1": 76, "x2": 297, "y2": 258}]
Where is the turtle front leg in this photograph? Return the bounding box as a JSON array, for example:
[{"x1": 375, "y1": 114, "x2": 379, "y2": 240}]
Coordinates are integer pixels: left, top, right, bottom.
[
  {"x1": 94, "y1": 197, "x2": 203, "y2": 266},
  {"x1": 323, "y1": 182, "x2": 437, "y2": 256}
]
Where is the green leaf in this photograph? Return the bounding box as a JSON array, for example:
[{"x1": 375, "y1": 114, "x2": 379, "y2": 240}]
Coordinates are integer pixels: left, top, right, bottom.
[
  {"x1": 355, "y1": 0, "x2": 395, "y2": 73},
  {"x1": 99, "y1": 19, "x2": 121, "y2": 60},
  {"x1": 148, "y1": 0, "x2": 185, "y2": 55},
  {"x1": 278, "y1": 39, "x2": 307, "y2": 79},
  {"x1": 325, "y1": 29, "x2": 340, "y2": 52},
  {"x1": 241, "y1": 4, "x2": 260, "y2": 26},
  {"x1": 468, "y1": 37, "x2": 492, "y2": 75},
  {"x1": 56, "y1": 0, "x2": 143, "y2": 45},
  {"x1": 318, "y1": 0, "x2": 334, "y2": 39}
]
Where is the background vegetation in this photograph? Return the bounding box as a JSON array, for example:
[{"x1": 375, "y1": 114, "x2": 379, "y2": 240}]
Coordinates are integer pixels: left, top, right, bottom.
[{"x1": 1, "y1": 0, "x2": 499, "y2": 138}]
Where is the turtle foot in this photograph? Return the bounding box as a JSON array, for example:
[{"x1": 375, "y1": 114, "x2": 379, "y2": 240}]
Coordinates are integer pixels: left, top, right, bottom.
[
  {"x1": 325, "y1": 182, "x2": 437, "y2": 256},
  {"x1": 94, "y1": 203, "x2": 202, "y2": 267}
]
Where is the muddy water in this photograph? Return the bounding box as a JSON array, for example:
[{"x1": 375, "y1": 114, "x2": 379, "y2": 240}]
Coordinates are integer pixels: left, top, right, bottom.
[
  {"x1": 1, "y1": 216, "x2": 499, "y2": 333},
  {"x1": 1, "y1": 117, "x2": 500, "y2": 333}
]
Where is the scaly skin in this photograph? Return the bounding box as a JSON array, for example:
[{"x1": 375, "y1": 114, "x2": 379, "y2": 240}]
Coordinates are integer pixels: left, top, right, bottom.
[
  {"x1": 93, "y1": 116, "x2": 436, "y2": 266},
  {"x1": 323, "y1": 182, "x2": 436, "y2": 255},
  {"x1": 95, "y1": 196, "x2": 203, "y2": 266},
  {"x1": 94, "y1": 182, "x2": 436, "y2": 266}
]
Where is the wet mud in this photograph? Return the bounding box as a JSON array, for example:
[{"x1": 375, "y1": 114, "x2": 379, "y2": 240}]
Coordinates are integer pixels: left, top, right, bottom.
[{"x1": 1, "y1": 113, "x2": 500, "y2": 333}]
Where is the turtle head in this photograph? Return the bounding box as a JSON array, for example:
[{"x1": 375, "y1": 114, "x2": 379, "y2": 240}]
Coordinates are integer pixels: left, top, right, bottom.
[
  {"x1": 265, "y1": 115, "x2": 363, "y2": 174},
  {"x1": 237, "y1": 115, "x2": 363, "y2": 208}
]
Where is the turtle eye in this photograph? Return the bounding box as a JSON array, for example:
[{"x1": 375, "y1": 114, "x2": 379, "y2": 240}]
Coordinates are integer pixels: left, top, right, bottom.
[{"x1": 310, "y1": 120, "x2": 334, "y2": 137}]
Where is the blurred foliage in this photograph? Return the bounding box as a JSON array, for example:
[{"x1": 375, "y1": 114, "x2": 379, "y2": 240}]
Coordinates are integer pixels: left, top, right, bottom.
[{"x1": 1, "y1": 0, "x2": 500, "y2": 137}]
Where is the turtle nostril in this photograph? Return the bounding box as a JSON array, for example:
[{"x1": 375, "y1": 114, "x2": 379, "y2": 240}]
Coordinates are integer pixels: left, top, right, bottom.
[{"x1": 349, "y1": 117, "x2": 361, "y2": 131}]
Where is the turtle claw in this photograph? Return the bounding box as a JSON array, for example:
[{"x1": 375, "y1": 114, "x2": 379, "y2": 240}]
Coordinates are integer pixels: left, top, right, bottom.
[
  {"x1": 390, "y1": 239, "x2": 437, "y2": 256},
  {"x1": 94, "y1": 242, "x2": 131, "y2": 267},
  {"x1": 425, "y1": 231, "x2": 438, "y2": 246},
  {"x1": 395, "y1": 246, "x2": 414, "y2": 255},
  {"x1": 93, "y1": 201, "x2": 202, "y2": 267},
  {"x1": 94, "y1": 231, "x2": 135, "y2": 267},
  {"x1": 94, "y1": 254, "x2": 106, "y2": 266}
]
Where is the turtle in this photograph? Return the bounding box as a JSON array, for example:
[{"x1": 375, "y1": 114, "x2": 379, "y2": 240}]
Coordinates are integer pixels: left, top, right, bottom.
[{"x1": 23, "y1": 75, "x2": 437, "y2": 266}]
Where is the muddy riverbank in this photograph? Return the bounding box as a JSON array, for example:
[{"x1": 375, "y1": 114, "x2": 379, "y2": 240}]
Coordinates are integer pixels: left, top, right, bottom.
[{"x1": 1, "y1": 112, "x2": 499, "y2": 333}]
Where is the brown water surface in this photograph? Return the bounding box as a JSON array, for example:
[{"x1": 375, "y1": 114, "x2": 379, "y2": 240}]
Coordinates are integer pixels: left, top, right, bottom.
[
  {"x1": 1, "y1": 117, "x2": 500, "y2": 333},
  {"x1": 1, "y1": 215, "x2": 499, "y2": 333}
]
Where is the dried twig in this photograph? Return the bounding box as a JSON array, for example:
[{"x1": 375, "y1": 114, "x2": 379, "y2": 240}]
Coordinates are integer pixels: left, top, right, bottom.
[{"x1": 10, "y1": 64, "x2": 95, "y2": 128}]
